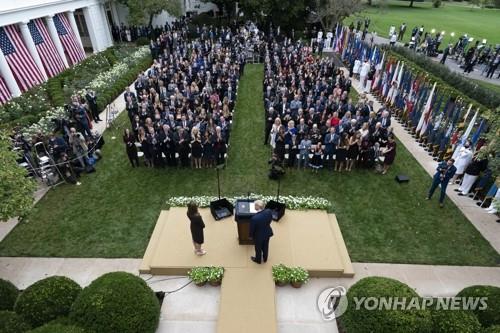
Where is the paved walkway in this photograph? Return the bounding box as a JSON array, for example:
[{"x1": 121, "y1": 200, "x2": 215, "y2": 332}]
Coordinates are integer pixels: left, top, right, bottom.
[
  {"x1": 1, "y1": 256, "x2": 499, "y2": 333},
  {"x1": 371, "y1": 35, "x2": 500, "y2": 86},
  {"x1": 346, "y1": 71, "x2": 500, "y2": 253}
]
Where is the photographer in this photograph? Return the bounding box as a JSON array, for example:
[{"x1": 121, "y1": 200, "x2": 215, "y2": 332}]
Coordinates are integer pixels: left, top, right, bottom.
[
  {"x1": 68, "y1": 127, "x2": 89, "y2": 169},
  {"x1": 426, "y1": 158, "x2": 457, "y2": 208}
]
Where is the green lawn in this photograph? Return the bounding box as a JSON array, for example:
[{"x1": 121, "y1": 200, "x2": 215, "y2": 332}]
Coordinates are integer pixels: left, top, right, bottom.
[
  {"x1": 345, "y1": 0, "x2": 500, "y2": 45},
  {"x1": 0, "y1": 64, "x2": 498, "y2": 266},
  {"x1": 470, "y1": 78, "x2": 500, "y2": 95}
]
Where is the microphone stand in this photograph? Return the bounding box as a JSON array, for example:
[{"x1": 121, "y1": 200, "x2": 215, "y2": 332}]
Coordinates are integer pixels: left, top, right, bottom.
[{"x1": 216, "y1": 166, "x2": 221, "y2": 200}]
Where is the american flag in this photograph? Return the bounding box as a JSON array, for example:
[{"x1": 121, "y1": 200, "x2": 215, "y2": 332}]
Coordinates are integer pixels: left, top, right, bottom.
[
  {"x1": 0, "y1": 25, "x2": 44, "y2": 92},
  {"x1": 54, "y1": 13, "x2": 85, "y2": 65},
  {"x1": 29, "y1": 18, "x2": 66, "y2": 77},
  {"x1": 0, "y1": 75, "x2": 11, "y2": 104}
]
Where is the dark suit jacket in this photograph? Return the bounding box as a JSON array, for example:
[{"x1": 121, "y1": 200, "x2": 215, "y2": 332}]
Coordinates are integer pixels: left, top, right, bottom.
[
  {"x1": 433, "y1": 162, "x2": 457, "y2": 183},
  {"x1": 249, "y1": 209, "x2": 273, "y2": 242}
]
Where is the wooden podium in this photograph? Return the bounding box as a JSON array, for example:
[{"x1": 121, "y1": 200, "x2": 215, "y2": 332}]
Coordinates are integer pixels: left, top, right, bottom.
[{"x1": 234, "y1": 199, "x2": 256, "y2": 245}]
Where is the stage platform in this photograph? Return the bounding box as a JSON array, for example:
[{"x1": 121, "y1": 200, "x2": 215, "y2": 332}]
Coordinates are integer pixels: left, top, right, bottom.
[
  {"x1": 140, "y1": 207, "x2": 354, "y2": 333},
  {"x1": 140, "y1": 207, "x2": 354, "y2": 277}
]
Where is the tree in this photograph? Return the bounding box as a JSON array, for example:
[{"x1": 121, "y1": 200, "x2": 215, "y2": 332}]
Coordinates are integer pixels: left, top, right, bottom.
[
  {"x1": 118, "y1": 0, "x2": 182, "y2": 26},
  {"x1": 201, "y1": 0, "x2": 237, "y2": 20},
  {"x1": 0, "y1": 132, "x2": 36, "y2": 221},
  {"x1": 239, "y1": 0, "x2": 307, "y2": 32},
  {"x1": 309, "y1": 0, "x2": 363, "y2": 32}
]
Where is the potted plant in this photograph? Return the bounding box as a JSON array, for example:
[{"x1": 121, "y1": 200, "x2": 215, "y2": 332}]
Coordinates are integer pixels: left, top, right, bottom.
[
  {"x1": 272, "y1": 264, "x2": 290, "y2": 287},
  {"x1": 289, "y1": 267, "x2": 309, "y2": 288},
  {"x1": 188, "y1": 267, "x2": 208, "y2": 287},
  {"x1": 207, "y1": 266, "x2": 224, "y2": 286}
]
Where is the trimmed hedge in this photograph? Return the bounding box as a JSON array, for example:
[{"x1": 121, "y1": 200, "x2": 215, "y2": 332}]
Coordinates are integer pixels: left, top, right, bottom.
[
  {"x1": 70, "y1": 272, "x2": 160, "y2": 333},
  {"x1": 0, "y1": 310, "x2": 31, "y2": 333},
  {"x1": 14, "y1": 276, "x2": 81, "y2": 328},
  {"x1": 457, "y1": 285, "x2": 500, "y2": 327},
  {"x1": 27, "y1": 323, "x2": 87, "y2": 333},
  {"x1": 484, "y1": 325, "x2": 500, "y2": 333},
  {"x1": 431, "y1": 309, "x2": 481, "y2": 333},
  {"x1": 0, "y1": 278, "x2": 19, "y2": 311},
  {"x1": 340, "y1": 276, "x2": 432, "y2": 333}
]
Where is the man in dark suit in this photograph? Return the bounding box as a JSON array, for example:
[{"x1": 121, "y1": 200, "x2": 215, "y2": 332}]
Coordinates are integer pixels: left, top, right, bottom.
[
  {"x1": 426, "y1": 158, "x2": 457, "y2": 207},
  {"x1": 249, "y1": 200, "x2": 273, "y2": 264},
  {"x1": 85, "y1": 88, "x2": 101, "y2": 122}
]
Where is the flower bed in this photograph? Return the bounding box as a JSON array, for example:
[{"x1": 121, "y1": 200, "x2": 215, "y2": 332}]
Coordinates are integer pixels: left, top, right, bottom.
[
  {"x1": 166, "y1": 194, "x2": 333, "y2": 210},
  {"x1": 0, "y1": 46, "x2": 151, "y2": 138}
]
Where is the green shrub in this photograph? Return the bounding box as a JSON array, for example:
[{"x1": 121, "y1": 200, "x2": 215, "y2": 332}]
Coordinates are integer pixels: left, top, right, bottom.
[
  {"x1": 0, "y1": 278, "x2": 19, "y2": 311},
  {"x1": 27, "y1": 323, "x2": 87, "y2": 333},
  {"x1": 14, "y1": 276, "x2": 81, "y2": 328},
  {"x1": 484, "y1": 325, "x2": 500, "y2": 333},
  {"x1": 70, "y1": 272, "x2": 160, "y2": 333},
  {"x1": 0, "y1": 310, "x2": 31, "y2": 333},
  {"x1": 340, "y1": 277, "x2": 432, "y2": 333},
  {"x1": 457, "y1": 285, "x2": 500, "y2": 327},
  {"x1": 135, "y1": 37, "x2": 150, "y2": 46},
  {"x1": 432, "y1": 309, "x2": 481, "y2": 333}
]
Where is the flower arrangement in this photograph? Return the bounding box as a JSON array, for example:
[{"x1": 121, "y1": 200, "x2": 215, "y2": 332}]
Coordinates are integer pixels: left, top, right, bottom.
[
  {"x1": 207, "y1": 266, "x2": 224, "y2": 286},
  {"x1": 166, "y1": 194, "x2": 332, "y2": 211},
  {"x1": 188, "y1": 266, "x2": 224, "y2": 287},
  {"x1": 272, "y1": 264, "x2": 291, "y2": 286},
  {"x1": 187, "y1": 267, "x2": 209, "y2": 286},
  {"x1": 288, "y1": 267, "x2": 309, "y2": 287},
  {"x1": 272, "y1": 264, "x2": 309, "y2": 288}
]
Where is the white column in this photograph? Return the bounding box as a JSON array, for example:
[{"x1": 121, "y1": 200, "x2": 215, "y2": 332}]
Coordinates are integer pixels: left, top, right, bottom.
[
  {"x1": 0, "y1": 48, "x2": 22, "y2": 97},
  {"x1": 19, "y1": 21, "x2": 48, "y2": 80},
  {"x1": 83, "y1": 4, "x2": 112, "y2": 53},
  {"x1": 100, "y1": 3, "x2": 113, "y2": 47},
  {"x1": 66, "y1": 10, "x2": 84, "y2": 51},
  {"x1": 45, "y1": 15, "x2": 69, "y2": 68},
  {"x1": 110, "y1": 1, "x2": 120, "y2": 26}
]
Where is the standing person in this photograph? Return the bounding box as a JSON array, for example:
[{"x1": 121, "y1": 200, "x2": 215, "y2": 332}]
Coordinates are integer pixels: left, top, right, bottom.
[
  {"x1": 335, "y1": 133, "x2": 348, "y2": 172},
  {"x1": 85, "y1": 88, "x2": 102, "y2": 122},
  {"x1": 249, "y1": 200, "x2": 273, "y2": 264},
  {"x1": 187, "y1": 202, "x2": 206, "y2": 256},
  {"x1": 382, "y1": 135, "x2": 397, "y2": 175},
  {"x1": 123, "y1": 128, "x2": 139, "y2": 167},
  {"x1": 440, "y1": 44, "x2": 451, "y2": 64},
  {"x1": 426, "y1": 158, "x2": 457, "y2": 207},
  {"x1": 457, "y1": 150, "x2": 488, "y2": 196},
  {"x1": 449, "y1": 143, "x2": 473, "y2": 184},
  {"x1": 347, "y1": 132, "x2": 361, "y2": 171},
  {"x1": 398, "y1": 23, "x2": 406, "y2": 41},
  {"x1": 389, "y1": 33, "x2": 397, "y2": 47},
  {"x1": 298, "y1": 134, "x2": 312, "y2": 170},
  {"x1": 359, "y1": 60, "x2": 371, "y2": 91}
]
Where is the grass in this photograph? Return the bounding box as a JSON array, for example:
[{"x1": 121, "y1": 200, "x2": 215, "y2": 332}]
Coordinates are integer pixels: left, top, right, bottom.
[
  {"x1": 0, "y1": 64, "x2": 498, "y2": 266},
  {"x1": 344, "y1": 0, "x2": 500, "y2": 45},
  {"x1": 470, "y1": 78, "x2": 500, "y2": 95}
]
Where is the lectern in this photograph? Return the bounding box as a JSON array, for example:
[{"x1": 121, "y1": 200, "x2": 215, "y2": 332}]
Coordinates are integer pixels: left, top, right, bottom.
[{"x1": 234, "y1": 199, "x2": 256, "y2": 245}]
